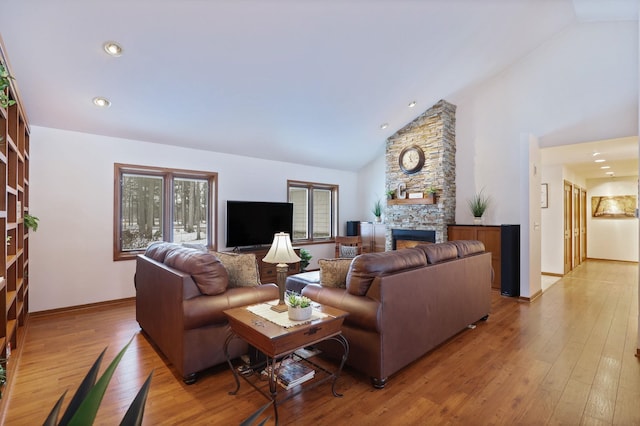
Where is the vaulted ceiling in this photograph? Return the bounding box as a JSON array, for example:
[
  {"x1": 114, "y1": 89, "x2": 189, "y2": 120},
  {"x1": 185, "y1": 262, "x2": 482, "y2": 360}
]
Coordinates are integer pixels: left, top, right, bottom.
[{"x1": 0, "y1": 0, "x2": 637, "y2": 172}]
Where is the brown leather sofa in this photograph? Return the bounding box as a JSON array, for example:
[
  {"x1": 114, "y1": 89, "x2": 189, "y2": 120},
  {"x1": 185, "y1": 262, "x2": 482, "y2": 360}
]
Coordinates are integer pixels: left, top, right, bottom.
[
  {"x1": 302, "y1": 240, "x2": 492, "y2": 389},
  {"x1": 135, "y1": 242, "x2": 279, "y2": 383}
]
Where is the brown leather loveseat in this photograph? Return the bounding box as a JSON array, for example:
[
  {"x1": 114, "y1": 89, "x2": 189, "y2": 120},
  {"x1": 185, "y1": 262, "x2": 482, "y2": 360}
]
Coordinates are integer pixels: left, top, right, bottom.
[
  {"x1": 135, "y1": 242, "x2": 278, "y2": 383},
  {"x1": 301, "y1": 240, "x2": 492, "y2": 388}
]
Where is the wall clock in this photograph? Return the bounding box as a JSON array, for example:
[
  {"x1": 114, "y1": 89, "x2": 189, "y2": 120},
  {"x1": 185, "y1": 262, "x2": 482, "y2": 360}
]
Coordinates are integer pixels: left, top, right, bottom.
[{"x1": 398, "y1": 145, "x2": 425, "y2": 175}]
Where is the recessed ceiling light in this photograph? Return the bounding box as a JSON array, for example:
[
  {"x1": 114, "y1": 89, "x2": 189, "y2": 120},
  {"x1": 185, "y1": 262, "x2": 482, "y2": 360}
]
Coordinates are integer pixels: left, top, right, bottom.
[
  {"x1": 594, "y1": 159, "x2": 606, "y2": 163},
  {"x1": 606, "y1": 171, "x2": 615, "y2": 176},
  {"x1": 600, "y1": 165, "x2": 610, "y2": 169},
  {"x1": 408, "y1": 101, "x2": 416, "y2": 108},
  {"x1": 380, "y1": 123, "x2": 388, "y2": 130},
  {"x1": 592, "y1": 151, "x2": 600, "y2": 156},
  {"x1": 103, "y1": 41, "x2": 123, "y2": 57},
  {"x1": 93, "y1": 97, "x2": 111, "y2": 108}
]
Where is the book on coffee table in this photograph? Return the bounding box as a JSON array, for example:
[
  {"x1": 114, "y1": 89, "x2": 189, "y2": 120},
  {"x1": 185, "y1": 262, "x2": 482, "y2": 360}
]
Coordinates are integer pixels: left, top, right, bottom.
[
  {"x1": 261, "y1": 358, "x2": 315, "y2": 390},
  {"x1": 277, "y1": 361, "x2": 315, "y2": 390}
]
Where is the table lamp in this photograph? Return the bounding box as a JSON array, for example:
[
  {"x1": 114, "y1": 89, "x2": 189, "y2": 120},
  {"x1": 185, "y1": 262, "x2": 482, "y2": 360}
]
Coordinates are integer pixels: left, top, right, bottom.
[{"x1": 263, "y1": 232, "x2": 301, "y2": 312}]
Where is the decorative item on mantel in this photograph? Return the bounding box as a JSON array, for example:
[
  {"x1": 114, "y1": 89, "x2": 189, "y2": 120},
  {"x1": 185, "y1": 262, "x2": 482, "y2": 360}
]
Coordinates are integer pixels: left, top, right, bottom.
[
  {"x1": 263, "y1": 232, "x2": 301, "y2": 312},
  {"x1": 424, "y1": 186, "x2": 438, "y2": 205},
  {"x1": 468, "y1": 188, "x2": 490, "y2": 225},
  {"x1": 372, "y1": 199, "x2": 383, "y2": 223}
]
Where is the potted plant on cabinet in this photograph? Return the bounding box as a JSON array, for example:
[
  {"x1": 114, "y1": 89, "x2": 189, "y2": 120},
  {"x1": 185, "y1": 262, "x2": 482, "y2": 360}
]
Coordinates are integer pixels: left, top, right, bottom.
[
  {"x1": 372, "y1": 199, "x2": 382, "y2": 223},
  {"x1": 468, "y1": 189, "x2": 490, "y2": 224}
]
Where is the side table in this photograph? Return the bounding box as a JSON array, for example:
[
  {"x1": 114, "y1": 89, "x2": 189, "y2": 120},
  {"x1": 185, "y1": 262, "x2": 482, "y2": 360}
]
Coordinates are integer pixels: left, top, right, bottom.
[{"x1": 224, "y1": 302, "x2": 349, "y2": 424}]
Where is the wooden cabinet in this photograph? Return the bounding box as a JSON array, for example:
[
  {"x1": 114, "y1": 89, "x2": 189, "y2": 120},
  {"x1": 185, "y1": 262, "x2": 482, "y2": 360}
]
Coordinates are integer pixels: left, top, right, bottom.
[
  {"x1": 237, "y1": 247, "x2": 301, "y2": 283},
  {"x1": 0, "y1": 37, "x2": 30, "y2": 395},
  {"x1": 447, "y1": 225, "x2": 520, "y2": 296},
  {"x1": 360, "y1": 222, "x2": 386, "y2": 253}
]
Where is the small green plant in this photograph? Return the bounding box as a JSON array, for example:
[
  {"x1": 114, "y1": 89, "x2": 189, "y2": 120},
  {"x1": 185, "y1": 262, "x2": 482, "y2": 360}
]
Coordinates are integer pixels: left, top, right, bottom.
[
  {"x1": 0, "y1": 61, "x2": 16, "y2": 109},
  {"x1": 372, "y1": 199, "x2": 382, "y2": 219},
  {"x1": 386, "y1": 189, "x2": 395, "y2": 199},
  {"x1": 425, "y1": 186, "x2": 438, "y2": 195},
  {"x1": 24, "y1": 214, "x2": 39, "y2": 231},
  {"x1": 287, "y1": 293, "x2": 311, "y2": 308},
  {"x1": 299, "y1": 248, "x2": 312, "y2": 272},
  {"x1": 468, "y1": 188, "x2": 490, "y2": 218}
]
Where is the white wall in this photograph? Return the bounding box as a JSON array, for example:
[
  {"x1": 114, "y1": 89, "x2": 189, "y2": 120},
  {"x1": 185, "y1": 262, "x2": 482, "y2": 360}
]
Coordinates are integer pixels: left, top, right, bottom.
[
  {"x1": 30, "y1": 126, "x2": 358, "y2": 312},
  {"x1": 450, "y1": 21, "x2": 637, "y2": 295},
  {"x1": 520, "y1": 134, "x2": 542, "y2": 298},
  {"x1": 540, "y1": 164, "x2": 564, "y2": 274},
  {"x1": 587, "y1": 176, "x2": 639, "y2": 261},
  {"x1": 356, "y1": 148, "x2": 386, "y2": 223}
]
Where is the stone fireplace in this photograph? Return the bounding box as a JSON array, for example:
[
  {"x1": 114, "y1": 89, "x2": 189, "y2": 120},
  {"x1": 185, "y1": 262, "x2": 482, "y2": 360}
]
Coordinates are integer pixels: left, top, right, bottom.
[{"x1": 385, "y1": 100, "x2": 456, "y2": 249}]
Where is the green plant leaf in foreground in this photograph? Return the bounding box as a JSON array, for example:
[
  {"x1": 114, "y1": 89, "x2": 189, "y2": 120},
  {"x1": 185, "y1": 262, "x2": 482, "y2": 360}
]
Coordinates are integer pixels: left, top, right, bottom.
[
  {"x1": 42, "y1": 390, "x2": 67, "y2": 426},
  {"x1": 67, "y1": 337, "x2": 134, "y2": 425},
  {"x1": 119, "y1": 371, "x2": 154, "y2": 426},
  {"x1": 240, "y1": 400, "x2": 273, "y2": 426},
  {"x1": 54, "y1": 348, "x2": 107, "y2": 426}
]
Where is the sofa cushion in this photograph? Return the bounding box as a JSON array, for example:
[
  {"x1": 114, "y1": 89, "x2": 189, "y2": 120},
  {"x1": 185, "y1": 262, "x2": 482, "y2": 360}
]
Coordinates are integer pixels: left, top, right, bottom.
[
  {"x1": 319, "y1": 258, "x2": 352, "y2": 288},
  {"x1": 211, "y1": 251, "x2": 261, "y2": 287},
  {"x1": 144, "y1": 241, "x2": 181, "y2": 263},
  {"x1": 346, "y1": 248, "x2": 427, "y2": 296},
  {"x1": 164, "y1": 247, "x2": 228, "y2": 295},
  {"x1": 415, "y1": 242, "x2": 458, "y2": 264},
  {"x1": 450, "y1": 240, "x2": 485, "y2": 257}
]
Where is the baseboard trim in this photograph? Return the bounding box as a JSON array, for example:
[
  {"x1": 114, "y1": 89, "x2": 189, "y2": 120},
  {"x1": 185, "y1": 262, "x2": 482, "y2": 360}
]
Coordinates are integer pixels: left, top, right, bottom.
[
  {"x1": 586, "y1": 257, "x2": 639, "y2": 264},
  {"x1": 541, "y1": 272, "x2": 563, "y2": 277},
  {"x1": 30, "y1": 297, "x2": 136, "y2": 318},
  {"x1": 518, "y1": 289, "x2": 542, "y2": 303}
]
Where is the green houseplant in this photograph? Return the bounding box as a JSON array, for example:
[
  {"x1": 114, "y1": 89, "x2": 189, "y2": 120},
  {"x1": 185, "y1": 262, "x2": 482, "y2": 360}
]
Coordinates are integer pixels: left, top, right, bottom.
[
  {"x1": 299, "y1": 248, "x2": 312, "y2": 272},
  {"x1": 24, "y1": 214, "x2": 39, "y2": 232},
  {"x1": 286, "y1": 293, "x2": 312, "y2": 321},
  {"x1": 372, "y1": 199, "x2": 382, "y2": 222},
  {"x1": 386, "y1": 189, "x2": 395, "y2": 200},
  {"x1": 424, "y1": 186, "x2": 438, "y2": 204},
  {"x1": 468, "y1": 189, "x2": 490, "y2": 223},
  {"x1": 0, "y1": 61, "x2": 16, "y2": 109}
]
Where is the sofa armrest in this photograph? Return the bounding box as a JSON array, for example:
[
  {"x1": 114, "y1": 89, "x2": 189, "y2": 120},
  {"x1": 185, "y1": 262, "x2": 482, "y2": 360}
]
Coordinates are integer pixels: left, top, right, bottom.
[
  {"x1": 302, "y1": 285, "x2": 380, "y2": 332},
  {"x1": 184, "y1": 283, "x2": 279, "y2": 329}
]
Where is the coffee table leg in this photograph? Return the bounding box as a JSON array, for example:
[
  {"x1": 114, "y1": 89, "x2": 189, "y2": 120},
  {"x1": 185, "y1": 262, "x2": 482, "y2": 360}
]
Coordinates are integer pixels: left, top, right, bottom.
[
  {"x1": 267, "y1": 356, "x2": 279, "y2": 424},
  {"x1": 329, "y1": 334, "x2": 350, "y2": 397},
  {"x1": 224, "y1": 333, "x2": 241, "y2": 395}
]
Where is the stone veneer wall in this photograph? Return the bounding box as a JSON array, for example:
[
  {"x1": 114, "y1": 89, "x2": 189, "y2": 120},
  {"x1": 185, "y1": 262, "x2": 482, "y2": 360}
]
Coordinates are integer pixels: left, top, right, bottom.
[{"x1": 385, "y1": 99, "x2": 456, "y2": 247}]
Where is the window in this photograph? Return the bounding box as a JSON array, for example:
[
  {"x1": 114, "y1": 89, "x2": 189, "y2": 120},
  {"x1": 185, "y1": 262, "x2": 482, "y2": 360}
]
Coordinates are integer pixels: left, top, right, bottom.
[
  {"x1": 287, "y1": 180, "x2": 338, "y2": 242},
  {"x1": 114, "y1": 164, "x2": 217, "y2": 260}
]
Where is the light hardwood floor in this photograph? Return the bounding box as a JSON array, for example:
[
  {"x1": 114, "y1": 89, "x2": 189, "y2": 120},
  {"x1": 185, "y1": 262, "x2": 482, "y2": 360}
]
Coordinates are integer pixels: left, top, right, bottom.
[{"x1": 2, "y1": 259, "x2": 639, "y2": 425}]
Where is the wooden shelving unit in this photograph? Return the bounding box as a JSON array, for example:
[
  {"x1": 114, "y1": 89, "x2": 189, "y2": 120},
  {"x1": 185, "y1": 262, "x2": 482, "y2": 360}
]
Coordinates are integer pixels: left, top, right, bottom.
[
  {"x1": 387, "y1": 198, "x2": 436, "y2": 205},
  {"x1": 0, "y1": 35, "x2": 30, "y2": 401}
]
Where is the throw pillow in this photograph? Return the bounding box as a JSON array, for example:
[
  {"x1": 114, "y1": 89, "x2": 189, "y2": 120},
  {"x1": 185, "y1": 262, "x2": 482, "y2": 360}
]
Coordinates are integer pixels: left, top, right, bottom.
[
  {"x1": 339, "y1": 245, "x2": 359, "y2": 258},
  {"x1": 319, "y1": 258, "x2": 352, "y2": 289},
  {"x1": 211, "y1": 251, "x2": 261, "y2": 287}
]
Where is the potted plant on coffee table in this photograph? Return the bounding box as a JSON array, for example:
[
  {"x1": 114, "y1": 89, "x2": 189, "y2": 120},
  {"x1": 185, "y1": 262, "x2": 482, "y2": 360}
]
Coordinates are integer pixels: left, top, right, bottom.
[{"x1": 287, "y1": 293, "x2": 312, "y2": 321}]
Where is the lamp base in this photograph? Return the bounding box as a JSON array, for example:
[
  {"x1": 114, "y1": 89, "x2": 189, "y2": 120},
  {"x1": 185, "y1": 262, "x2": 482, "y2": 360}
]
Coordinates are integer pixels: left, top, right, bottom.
[{"x1": 270, "y1": 302, "x2": 288, "y2": 313}]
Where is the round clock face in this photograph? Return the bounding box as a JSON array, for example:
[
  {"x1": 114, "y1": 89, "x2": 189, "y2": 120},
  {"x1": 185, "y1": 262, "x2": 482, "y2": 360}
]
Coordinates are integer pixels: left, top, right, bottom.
[{"x1": 399, "y1": 145, "x2": 425, "y2": 174}]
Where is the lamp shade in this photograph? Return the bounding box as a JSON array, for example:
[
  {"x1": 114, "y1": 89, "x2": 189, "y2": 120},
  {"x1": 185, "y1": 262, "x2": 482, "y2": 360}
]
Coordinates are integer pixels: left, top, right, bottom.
[{"x1": 263, "y1": 232, "x2": 301, "y2": 265}]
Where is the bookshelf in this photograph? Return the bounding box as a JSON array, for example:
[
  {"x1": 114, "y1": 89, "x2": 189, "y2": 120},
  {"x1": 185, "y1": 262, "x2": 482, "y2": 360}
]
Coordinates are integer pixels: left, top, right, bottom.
[{"x1": 0, "y1": 34, "x2": 30, "y2": 399}]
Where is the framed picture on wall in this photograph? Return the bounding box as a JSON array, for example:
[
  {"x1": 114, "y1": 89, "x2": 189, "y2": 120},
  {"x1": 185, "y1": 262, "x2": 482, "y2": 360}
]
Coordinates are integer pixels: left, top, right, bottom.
[{"x1": 541, "y1": 183, "x2": 548, "y2": 208}]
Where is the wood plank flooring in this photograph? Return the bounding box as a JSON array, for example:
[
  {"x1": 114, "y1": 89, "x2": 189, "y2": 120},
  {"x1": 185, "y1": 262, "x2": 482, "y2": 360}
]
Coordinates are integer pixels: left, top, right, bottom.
[{"x1": 2, "y1": 259, "x2": 638, "y2": 425}]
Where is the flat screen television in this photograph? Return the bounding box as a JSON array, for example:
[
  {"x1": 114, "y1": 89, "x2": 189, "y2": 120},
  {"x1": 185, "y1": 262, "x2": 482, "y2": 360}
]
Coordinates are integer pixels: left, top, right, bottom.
[{"x1": 226, "y1": 201, "x2": 294, "y2": 248}]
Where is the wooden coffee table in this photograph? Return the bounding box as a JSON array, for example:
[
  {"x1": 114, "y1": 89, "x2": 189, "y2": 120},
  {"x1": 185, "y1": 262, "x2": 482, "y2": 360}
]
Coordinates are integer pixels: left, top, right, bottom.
[{"x1": 224, "y1": 301, "x2": 349, "y2": 424}]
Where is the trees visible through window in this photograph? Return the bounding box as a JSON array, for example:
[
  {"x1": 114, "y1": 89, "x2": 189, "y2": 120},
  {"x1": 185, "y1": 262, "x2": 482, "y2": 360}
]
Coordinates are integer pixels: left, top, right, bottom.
[
  {"x1": 114, "y1": 164, "x2": 217, "y2": 260},
  {"x1": 287, "y1": 180, "x2": 338, "y2": 242}
]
